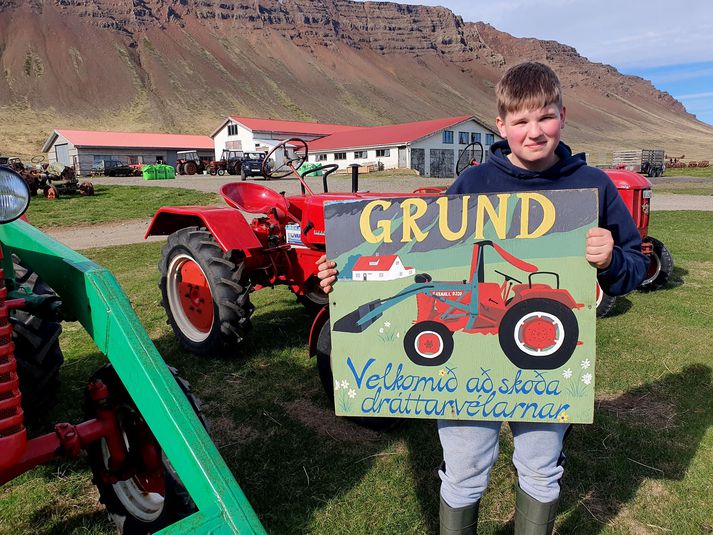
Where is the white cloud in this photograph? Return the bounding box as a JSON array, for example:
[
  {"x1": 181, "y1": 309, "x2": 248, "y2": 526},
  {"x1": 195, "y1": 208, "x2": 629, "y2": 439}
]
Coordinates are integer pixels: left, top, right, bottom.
[{"x1": 675, "y1": 91, "x2": 713, "y2": 100}]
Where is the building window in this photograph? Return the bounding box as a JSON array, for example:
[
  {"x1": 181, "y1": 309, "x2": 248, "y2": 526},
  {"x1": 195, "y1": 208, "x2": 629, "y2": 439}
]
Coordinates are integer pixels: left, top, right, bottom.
[
  {"x1": 354, "y1": 150, "x2": 367, "y2": 159},
  {"x1": 459, "y1": 132, "x2": 469, "y2": 144},
  {"x1": 376, "y1": 149, "x2": 390, "y2": 157},
  {"x1": 227, "y1": 124, "x2": 239, "y2": 136},
  {"x1": 485, "y1": 133, "x2": 495, "y2": 145},
  {"x1": 316, "y1": 154, "x2": 327, "y2": 162},
  {"x1": 334, "y1": 152, "x2": 347, "y2": 160},
  {"x1": 443, "y1": 130, "x2": 454, "y2": 144},
  {"x1": 128, "y1": 155, "x2": 139, "y2": 165},
  {"x1": 93, "y1": 155, "x2": 112, "y2": 163},
  {"x1": 471, "y1": 132, "x2": 481, "y2": 144}
]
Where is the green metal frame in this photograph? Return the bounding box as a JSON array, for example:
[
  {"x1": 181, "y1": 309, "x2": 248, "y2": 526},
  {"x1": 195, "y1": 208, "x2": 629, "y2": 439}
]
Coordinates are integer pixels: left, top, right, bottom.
[{"x1": 0, "y1": 219, "x2": 265, "y2": 535}]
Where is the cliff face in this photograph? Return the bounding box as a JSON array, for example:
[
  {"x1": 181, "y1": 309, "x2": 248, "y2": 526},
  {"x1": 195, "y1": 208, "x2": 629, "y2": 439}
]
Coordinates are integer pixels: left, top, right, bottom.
[{"x1": 0, "y1": 0, "x2": 710, "y2": 160}]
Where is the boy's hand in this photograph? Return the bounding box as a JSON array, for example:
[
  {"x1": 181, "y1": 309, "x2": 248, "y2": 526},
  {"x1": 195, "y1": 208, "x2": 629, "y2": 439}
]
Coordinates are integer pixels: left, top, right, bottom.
[
  {"x1": 586, "y1": 227, "x2": 614, "y2": 269},
  {"x1": 316, "y1": 254, "x2": 338, "y2": 294}
]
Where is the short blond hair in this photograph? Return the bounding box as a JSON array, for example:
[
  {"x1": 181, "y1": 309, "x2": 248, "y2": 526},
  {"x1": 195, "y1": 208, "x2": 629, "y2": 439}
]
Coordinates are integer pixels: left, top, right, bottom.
[{"x1": 495, "y1": 62, "x2": 562, "y2": 119}]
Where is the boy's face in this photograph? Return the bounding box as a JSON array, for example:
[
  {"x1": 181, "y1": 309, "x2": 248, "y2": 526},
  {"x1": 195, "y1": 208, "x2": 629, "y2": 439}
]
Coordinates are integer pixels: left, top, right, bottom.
[{"x1": 495, "y1": 103, "x2": 566, "y2": 172}]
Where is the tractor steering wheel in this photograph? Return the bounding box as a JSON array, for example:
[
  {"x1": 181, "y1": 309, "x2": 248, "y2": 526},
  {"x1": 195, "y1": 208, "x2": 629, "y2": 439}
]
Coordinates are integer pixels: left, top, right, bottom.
[
  {"x1": 262, "y1": 138, "x2": 308, "y2": 179},
  {"x1": 300, "y1": 163, "x2": 339, "y2": 193},
  {"x1": 494, "y1": 269, "x2": 522, "y2": 284},
  {"x1": 31, "y1": 155, "x2": 45, "y2": 164}
]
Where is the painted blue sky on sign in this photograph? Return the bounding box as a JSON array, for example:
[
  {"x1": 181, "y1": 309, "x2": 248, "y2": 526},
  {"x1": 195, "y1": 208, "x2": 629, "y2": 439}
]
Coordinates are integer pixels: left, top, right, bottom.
[{"x1": 361, "y1": 0, "x2": 713, "y2": 126}]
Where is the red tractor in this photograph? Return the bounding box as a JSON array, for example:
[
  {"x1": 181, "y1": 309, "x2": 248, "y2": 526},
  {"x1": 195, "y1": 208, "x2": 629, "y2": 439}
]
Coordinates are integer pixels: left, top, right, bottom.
[
  {"x1": 596, "y1": 169, "x2": 673, "y2": 316},
  {"x1": 145, "y1": 138, "x2": 446, "y2": 356}
]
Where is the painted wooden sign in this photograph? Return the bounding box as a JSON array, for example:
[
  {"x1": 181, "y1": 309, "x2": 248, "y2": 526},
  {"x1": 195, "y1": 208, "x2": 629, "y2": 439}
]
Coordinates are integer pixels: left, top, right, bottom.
[{"x1": 325, "y1": 189, "x2": 598, "y2": 424}]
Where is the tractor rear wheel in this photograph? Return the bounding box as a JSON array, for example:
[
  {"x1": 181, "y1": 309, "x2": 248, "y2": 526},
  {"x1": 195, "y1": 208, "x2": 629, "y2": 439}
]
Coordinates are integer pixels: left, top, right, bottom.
[
  {"x1": 85, "y1": 364, "x2": 206, "y2": 535},
  {"x1": 639, "y1": 236, "x2": 673, "y2": 291},
  {"x1": 595, "y1": 282, "x2": 617, "y2": 318},
  {"x1": 316, "y1": 321, "x2": 399, "y2": 430},
  {"x1": 498, "y1": 298, "x2": 578, "y2": 370},
  {"x1": 159, "y1": 227, "x2": 253, "y2": 355},
  {"x1": 184, "y1": 162, "x2": 198, "y2": 175},
  {"x1": 403, "y1": 321, "x2": 454, "y2": 366}
]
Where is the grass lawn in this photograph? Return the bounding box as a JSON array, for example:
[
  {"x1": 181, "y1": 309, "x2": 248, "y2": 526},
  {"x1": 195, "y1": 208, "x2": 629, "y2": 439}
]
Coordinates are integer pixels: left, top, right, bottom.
[
  {"x1": 664, "y1": 166, "x2": 713, "y2": 179},
  {"x1": 24, "y1": 185, "x2": 221, "y2": 229},
  {"x1": 653, "y1": 179, "x2": 713, "y2": 196},
  {"x1": 0, "y1": 212, "x2": 712, "y2": 534}
]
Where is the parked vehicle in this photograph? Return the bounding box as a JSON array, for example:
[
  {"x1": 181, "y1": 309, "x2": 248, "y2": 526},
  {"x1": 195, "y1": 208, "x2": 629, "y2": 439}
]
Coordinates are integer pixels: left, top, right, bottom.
[
  {"x1": 91, "y1": 159, "x2": 133, "y2": 177},
  {"x1": 176, "y1": 150, "x2": 211, "y2": 175},
  {"x1": 240, "y1": 152, "x2": 268, "y2": 180},
  {"x1": 0, "y1": 166, "x2": 264, "y2": 534},
  {"x1": 595, "y1": 168, "x2": 673, "y2": 316},
  {"x1": 208, "y1": 149, "x2": 244, "y2": 176},
  {"x1": 612, "y1": 149, "x2": 665, "y2": 177}
]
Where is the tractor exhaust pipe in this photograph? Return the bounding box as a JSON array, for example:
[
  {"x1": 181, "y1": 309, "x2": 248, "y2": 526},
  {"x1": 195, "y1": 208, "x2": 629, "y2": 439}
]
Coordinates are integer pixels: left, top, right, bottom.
[{"x1": 350, "y1": 163, "x2": 360, "y2": 193}]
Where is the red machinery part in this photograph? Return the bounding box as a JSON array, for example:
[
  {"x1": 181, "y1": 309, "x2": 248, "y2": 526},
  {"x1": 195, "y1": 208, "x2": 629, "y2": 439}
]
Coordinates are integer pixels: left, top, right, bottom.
[{"x1": 0, "y1": 262, "x2": 28, "y2": 473}]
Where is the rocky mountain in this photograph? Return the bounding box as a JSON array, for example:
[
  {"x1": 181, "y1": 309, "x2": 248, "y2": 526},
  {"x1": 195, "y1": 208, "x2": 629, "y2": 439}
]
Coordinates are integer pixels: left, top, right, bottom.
[{"x1": 1, "y1": 0, "x2": 711, "y2": 161}]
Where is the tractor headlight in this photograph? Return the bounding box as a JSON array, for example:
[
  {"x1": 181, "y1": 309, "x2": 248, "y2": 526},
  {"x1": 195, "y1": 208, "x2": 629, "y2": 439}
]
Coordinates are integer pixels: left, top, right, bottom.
[{"x1": 0, "y1": 166, "x2": 30, "y2": 223}]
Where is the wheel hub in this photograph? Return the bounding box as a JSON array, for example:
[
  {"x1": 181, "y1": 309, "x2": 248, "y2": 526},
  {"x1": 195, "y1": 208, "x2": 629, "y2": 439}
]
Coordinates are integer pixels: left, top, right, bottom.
[
  {"x1": 514, "y1": 311, "x2": 565, "y2": 356},
  {"x1": 414, "y1": 331, "x2": 444, "y2": 358},
  {"x1": 167, "y1": 254, "x2": 214, "y2": 342}
]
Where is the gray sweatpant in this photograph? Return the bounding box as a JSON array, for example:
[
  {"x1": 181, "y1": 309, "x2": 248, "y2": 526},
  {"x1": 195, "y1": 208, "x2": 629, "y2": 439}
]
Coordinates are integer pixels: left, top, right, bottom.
[{"x1": 438, "y1": 419, "x2": 570, "y2": 507}]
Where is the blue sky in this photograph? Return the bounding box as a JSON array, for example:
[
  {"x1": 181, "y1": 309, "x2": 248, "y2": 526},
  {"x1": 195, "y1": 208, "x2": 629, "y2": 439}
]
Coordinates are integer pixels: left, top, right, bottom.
[{"x1": 365, "y1": 0, "x2": 713, "y2": 125}]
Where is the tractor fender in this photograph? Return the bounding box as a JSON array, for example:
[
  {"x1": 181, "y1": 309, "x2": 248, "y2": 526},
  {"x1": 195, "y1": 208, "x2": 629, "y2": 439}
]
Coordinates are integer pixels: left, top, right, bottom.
[
  {"x1": 509, "y1": 286, "x2": 583, "y2": 310},
  {"x1": 309, "y1": 306, "x2": 330, "y2": 358},
  {"x1": 145, "y1": 206, "x2": 262, "y2": 256}
]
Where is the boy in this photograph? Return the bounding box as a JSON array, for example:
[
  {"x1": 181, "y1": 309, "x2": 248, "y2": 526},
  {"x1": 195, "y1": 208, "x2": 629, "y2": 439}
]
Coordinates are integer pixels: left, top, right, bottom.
[{"x1": 317, "y1": 62, "x2": 648, "y2": 534}]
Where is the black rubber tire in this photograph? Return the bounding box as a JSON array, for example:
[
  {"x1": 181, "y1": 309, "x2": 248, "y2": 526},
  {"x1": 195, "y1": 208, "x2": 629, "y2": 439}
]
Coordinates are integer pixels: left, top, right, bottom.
[
  {"x1": 296, "y1": 277, "x2": 329, "y2": 316},
  {"x1": 316, "y1": 321, "x2": 399, "y2": 430},
  {"x1": 403, "y1": 321, "x2": 454, "y2": 367},
  {"x1": 176, "y1": 163, "x2": 184, "y2": 175},
  {"x1": 217, "y1": 169, "x2": 226, "y2": 176},
  {"x1": 240, "y1": 168, "x2": 247, "y2": 181},
  {"x1": 84, "y1": 364, "x2": 207, "y2": 535},
  {"x1": 639, "y1": 236, "x2": 673, "y2": 291},
  {"x1": 498, "y1": 298, "x2": 578, "y2": 370},
  {"x1": 184, "y1": 162, "x2": 197, "y2": 175},
  {"x1": 11, "y1": 311, "x2": 64, "y2": 418},
  {"x1": 159, "y1": 227, "x2": 253, "y2": 355},
  {"x1": 595, "y1": 290, "x2": 617, "y2": 318}
]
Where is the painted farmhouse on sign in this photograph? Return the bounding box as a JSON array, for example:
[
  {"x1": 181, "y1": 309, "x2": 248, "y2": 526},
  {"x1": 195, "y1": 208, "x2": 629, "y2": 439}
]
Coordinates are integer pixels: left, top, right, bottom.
[{"x1": 351, "y1": 255, "x2": 415, "y2": 281}]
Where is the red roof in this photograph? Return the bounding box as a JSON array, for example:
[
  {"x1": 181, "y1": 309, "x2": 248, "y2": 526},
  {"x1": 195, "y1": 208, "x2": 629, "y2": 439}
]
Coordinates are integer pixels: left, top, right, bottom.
[
  {"x1": 353, "y1": 255, "x2": 400, "y2": 272},
  {"x1": 46, "y1": 129, "x2": 214, "y2": 151},
  {"x1": 309, "y1": 116, "x2": 475, "y2": 151},
  {"x1": 229, "y1": 116, "x2": 360, "y2": 136}
]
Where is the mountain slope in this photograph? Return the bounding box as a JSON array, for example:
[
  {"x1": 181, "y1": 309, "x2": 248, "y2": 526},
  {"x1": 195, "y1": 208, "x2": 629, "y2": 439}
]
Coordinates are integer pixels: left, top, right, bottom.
[{"x1": 0, "y1": 0, "x2": 710, "y2": 162}]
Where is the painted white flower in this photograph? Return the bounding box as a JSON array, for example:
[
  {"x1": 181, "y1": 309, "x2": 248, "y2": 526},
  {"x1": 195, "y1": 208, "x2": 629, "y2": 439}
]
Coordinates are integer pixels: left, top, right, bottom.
[
  {"x1": 335, "y1": 379, "x2": 341, "y2": 391},
  {"x1": 348, "y1": 389, "x2": 356, "y2": 399},
  {"x1": 379, "y1": 327, "x2": 384, "y2": 333},
  {"x1": 384, "y1": 321, "x2": 391, "y2": 327},
  {"x1": 582, "y1": 373, "x2": 592, "y2": 385},
  {"x1": 396, "y1": 332, "x2": 400, "y2": 338},
  {"x1": 562, "y1": 368, "x2": 573, "y2": 379},
  {"x1": 341, "y1": 380, "x2": 349, "y2": 389},
  {"x1": 581, "y1": 359, "x2": 591, "y2": 370}
]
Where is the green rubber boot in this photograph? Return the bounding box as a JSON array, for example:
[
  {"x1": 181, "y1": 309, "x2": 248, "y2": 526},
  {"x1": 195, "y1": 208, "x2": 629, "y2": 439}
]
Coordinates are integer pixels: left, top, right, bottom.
[
  {"x1": 440, "y1": 496, "x2": 479, "y2": 535},
  {"x1": 514, "y1": 486, "x2": 559, "y2": 535}
]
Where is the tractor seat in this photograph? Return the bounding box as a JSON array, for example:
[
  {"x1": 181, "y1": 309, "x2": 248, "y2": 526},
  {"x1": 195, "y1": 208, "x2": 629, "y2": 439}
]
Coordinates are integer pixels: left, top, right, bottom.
[{"x1": 220, "y1": 182, "x2": 290, "y2": 219}]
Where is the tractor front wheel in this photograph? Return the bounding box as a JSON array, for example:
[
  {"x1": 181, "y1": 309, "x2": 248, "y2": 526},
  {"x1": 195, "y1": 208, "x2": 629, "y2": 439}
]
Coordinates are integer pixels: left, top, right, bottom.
[
  {"x1": 639, "y1": 236, "x2": 673, "y2": 291},
  {"x1": 85, "y1": 364, "x2": 206, "y2": 535},
  {"x1": 403, "y1": 321, "x2": 454, "y2": 367},
  {"x1": 499, "y1": 298, "x2": 578, "y2": 370},
  {"x1": 159, "y1": 227, "x2": 253, "y2": 355},
  {"x1": 595, "y1": 282, "x2": 617, "y2": 318},
  {"x1": 184, "y1": 162, "x2": 198, "y2": 175},
  {"x1": 316, "y1": 321, "x2": 398, "y2": 430}
]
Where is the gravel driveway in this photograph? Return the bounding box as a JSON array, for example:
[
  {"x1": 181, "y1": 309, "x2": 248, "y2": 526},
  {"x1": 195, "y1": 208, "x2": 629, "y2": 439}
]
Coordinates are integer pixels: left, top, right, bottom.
[{"x1": 44, "y1": 173, "x2": 713, "y2": 250}]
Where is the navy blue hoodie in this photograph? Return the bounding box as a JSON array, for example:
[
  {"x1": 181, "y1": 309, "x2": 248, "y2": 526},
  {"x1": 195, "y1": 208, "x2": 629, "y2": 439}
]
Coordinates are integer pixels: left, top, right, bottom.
[{"x1": 448, "y1": 140, "x2": 648, "y2": 296}]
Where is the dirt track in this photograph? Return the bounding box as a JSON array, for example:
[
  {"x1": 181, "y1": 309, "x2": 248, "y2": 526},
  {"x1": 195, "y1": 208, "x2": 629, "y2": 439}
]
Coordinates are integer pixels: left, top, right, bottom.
[{"x1": 44, "y1": 174, "x2": 713, "y2": 250}]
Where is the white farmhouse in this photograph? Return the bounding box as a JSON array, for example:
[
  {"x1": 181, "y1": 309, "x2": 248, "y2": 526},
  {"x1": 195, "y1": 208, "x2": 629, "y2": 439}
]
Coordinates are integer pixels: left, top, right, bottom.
[{"x1": 352, "y1": 255, "x2": 415, "y2": 281}]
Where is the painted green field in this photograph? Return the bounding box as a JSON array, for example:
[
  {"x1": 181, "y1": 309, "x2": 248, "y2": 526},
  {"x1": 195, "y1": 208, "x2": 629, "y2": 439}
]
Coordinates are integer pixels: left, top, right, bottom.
[{"x1": 0, "y1": 211, "x2": 711, "y2": 534}]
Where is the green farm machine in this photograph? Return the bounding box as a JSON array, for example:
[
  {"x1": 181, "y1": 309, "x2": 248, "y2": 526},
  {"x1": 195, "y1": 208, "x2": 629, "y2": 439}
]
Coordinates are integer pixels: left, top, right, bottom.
[{"x1": 0, "y1": 165, "x2": 265, "y2": 533}]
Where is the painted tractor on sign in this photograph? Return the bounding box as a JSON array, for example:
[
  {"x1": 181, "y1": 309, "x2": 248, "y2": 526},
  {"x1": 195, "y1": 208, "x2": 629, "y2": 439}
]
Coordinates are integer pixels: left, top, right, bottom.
[
  {"x1": 595, "y1": 169, "x2": 673, "y2": 316},
  {"x1": 332, "y1": 240, "x2": 583, "y2": 371},
  {"x1": 145, "y1": 138, "x2": 449, "y2": 356},
  {"x1": 0, "y1": 166, "x2": 264, "y2": 534}
]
